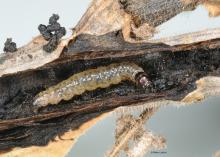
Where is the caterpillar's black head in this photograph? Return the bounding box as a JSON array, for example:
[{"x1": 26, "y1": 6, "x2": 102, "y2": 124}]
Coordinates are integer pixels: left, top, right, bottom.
[{"x1": 135, "y1": 72, "x2": 151, "y2": 88}]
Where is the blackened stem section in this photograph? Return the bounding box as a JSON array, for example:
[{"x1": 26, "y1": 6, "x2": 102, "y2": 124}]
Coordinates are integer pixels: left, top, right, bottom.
[{"x1": 0, "y1": 32, "x2": 219, "y2": 150}]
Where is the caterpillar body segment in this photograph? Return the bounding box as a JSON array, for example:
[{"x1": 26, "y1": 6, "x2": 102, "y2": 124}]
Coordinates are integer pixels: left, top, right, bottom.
[{"x1": 33, "y1": 62, "x2": 150, "y2": 108}]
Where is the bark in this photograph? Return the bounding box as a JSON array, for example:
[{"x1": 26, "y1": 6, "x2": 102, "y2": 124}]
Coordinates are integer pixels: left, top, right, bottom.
[{"x1": 0, "y1": 0, "x2": 220, "y2": 156}]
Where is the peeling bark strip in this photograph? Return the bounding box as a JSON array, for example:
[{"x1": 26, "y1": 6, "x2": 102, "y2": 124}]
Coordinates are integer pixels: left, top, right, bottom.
[
  {"x1": 0, "y1": 30, "x2": 219, "y2": 150},
  {"x1": 73, "y1": 0, "x2": 205, "y2": 41},
  {"x1": 119, "y1": 0, "x2": 200, "y2": 27},
  {"x1": 0, "y1": 36, "x2": 69, "y2": 77}
]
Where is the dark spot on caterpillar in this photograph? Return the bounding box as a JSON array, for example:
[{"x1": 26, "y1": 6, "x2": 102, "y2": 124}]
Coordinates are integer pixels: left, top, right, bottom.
[
  {"x1": 3, "y1": 38, "x2": 17, "y2": 53},
  {"x1": 38, "y1": 14, "x2": 66, "y2": 53}
]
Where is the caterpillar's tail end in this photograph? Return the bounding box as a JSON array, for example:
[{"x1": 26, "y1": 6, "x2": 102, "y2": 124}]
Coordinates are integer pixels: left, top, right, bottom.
[
  {"x1": 33, "y1": 96, "x2": 48, "y2": 113},
  {"x1": 135, "y1": 72, "x2": 151, "y2": 88}
]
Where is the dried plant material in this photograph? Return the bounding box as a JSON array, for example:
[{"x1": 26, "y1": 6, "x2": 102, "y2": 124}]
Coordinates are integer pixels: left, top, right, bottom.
[
  {"x1": 127, "y1": 131, "x2": 166, "y2": 157},
  {"x1": 149, "y1": 27, "x2": 220, "y2": 46},
  {"x1": 0, "y1": 112, "x2": 111, "y2": 157},
  {"x1": 182, "y1": 76, "x2": 220, "y2": 103},
  {"x1": 105, "y1": 108, "x2": 164, "y2": 157},
  {"x1": 73, "y1": 0, "x2": 203, "y2": 42},
  {"x1": 115, "y1": 100, "x2": 186, "y2": 116},
  {"x1": 130, "y1": 23, "x2": 157, "y2": 40},
  {"x1": 74, "y1": 0, "x2": 126, "y2": 37},
  {"x1": 140, "y1": 76, "x2": 220, "y2": 107},
  {"x1": 203, "y1": 0, "x2": 220, "y2": 17},
  {"x1": 115, "y1": 77, "x2": 220, "y2": 111},
  {"x1": 0, "y1": 0, "x2": 220, "y2": 156},
  {"x1": 119, "y1": 0, "x2": 199, "y2": 27},
  {"x1": 0, "y1": 33, "x2": 219, "y2": 150},
  {"x1": 0, "y1": 36, "x2": 69, "y2": 77},
  {"x1": 118, "y1": 0, "x2": 200, "y2": 40}
]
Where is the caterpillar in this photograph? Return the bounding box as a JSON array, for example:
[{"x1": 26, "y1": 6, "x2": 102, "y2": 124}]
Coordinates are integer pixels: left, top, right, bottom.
[{"x1": 33, "y1": 62, "x2": 150, "y2": 108}]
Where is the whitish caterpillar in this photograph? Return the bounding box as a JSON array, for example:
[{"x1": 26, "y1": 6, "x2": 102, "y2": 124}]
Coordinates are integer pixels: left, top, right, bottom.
[{"x1": 33, "y1": 62, "x2": 150, "y2": 108}]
